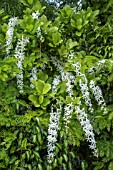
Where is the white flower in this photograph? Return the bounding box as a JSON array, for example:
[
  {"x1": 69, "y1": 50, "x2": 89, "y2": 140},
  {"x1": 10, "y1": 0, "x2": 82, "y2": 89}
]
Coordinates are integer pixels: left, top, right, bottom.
[
  {"x1": 52, "y1": 75, "x2": 61, "y2": 94},
  {"x1": 87, "y1": 59, "x2": 113, "y2": 74},
  {"x1": 73, "y1": 62, "x2": 93, "y2": 112},
  {"x1": 32, "y1": 11, "x2": 40, "y2": 19},
  {"x1": 64, "y1": 103, "x2": 74, "y2": 132},
  {"x1": 6, "y1": 17, "x2": 18, "y2": 56},
  {"x1": 51, "y1": 57, "x2": 76, "y2": 130},
  {"x1": 14, "y1": 36, "x2": 29, "y2": 93},
  {"x1": 76, "y1": 105, "x2": 98, "y2": 157},
  {"x1": 89, "y1": 80, "x2": 107, "y2": 113},
  {"x1": 77, "y1": 0, "x2": 82, "y2": 10},
  {"x1": 47, "y1": 100, "x2": 62, "y2": 163},
  {"x1": 79, "y1": 79, "x2": 93, "y2": 112},
  {"x1": 30, "y1": 67, "x2": 38, "y2": 88}
]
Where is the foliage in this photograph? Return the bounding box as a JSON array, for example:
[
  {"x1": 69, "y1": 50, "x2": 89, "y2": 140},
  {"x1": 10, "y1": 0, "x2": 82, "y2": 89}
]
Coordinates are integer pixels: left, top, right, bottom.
[
  {"x1": 0, "y1": 0, "x2": 113, "y2": 169},
  {"x1": 0, "y1": 0, "x2": 25, "y2": 17}
]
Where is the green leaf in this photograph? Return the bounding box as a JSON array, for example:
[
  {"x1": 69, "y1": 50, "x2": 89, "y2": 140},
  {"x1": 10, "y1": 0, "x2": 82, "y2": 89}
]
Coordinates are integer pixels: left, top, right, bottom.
[
  {"x1": 43, "y1": 83, "x2": 51, "y2": 94},
  {"x1": 108, "y1": 162, "x2": 113, "y2": 170},
  {"x1": 58, "y1": 156, "x2": 63, "y2": 164},
  {"x1": 73, "y1": 97, "x2": 81, "y2": 105},
  {"x1": 20, "y1": 0, "x2": 29, "y2": 6},
  {"x1": 33, "y1": 135, "x2": 37, "y2": 143},
  {"x1": 58, "y1": 45, "x2": 67, "y2": 56},
  {"x1": 64, "y1": 5, "x2": 73, "y2": 16},
  {"x1": 21, "y1": 138, "x2": 27, "y2": 149},
  {"x1": 2, "y1": 15, "x2": 9, "y2": 21},
  {"x1": 52, "y1": 32, "x2": 63, "y2": 46},
  {"x1": 76, "y1": 18, "x2": 82, "y2": 30},
  {"x1": 66, "y1": 96, "x2": 72, "y2": 103},
  {"x1": 76, "y1": 31, "x2": 82, "y2": 36},
  {"x1": 66, "y1": 39, "x2": 78, "y2": 49},
  {"x1": 29, "y1": 95, "x2": 40, "y2": 107},
  {"x1": 42, "y1": 98, "x2": 50, "y2": 106},
  {"x1": 0, "y1": 9, "x2": 4, "y2": 15},
  {"x1": 47, "y1": 165, "x2": 52, "y2": 170},
  {"x1": 10, "y1": 146, "x2": 16, "y2": 154},
  {"x1": 71, "y1": 20, "x2": 76, "y2": 27},
  {"x1": 38, "y1": 164, "x2": 43, "y2": 170},
  {"x1": 81, "y1": 161, "x2": 86, "y2": 170},
  {"x1": 9, "y1": 156, "x2": 17, "y2": 164},
  {"x1": 26, "y1": 24, "x2": 33, "y2": 32},
  {"x1": 53, "y1": 159, "x2": 57, "y2": 168},
  {"x1": 19, "y1": 19, "x2": 26, "y2": 29},
  {"x1": 39, "y1": 95, "x2": 44, "y2": 104},
  {"x1": 63, "y1": 154, "x2": 68, "y2": 162},
  {"x1": 0, "y1": 34, "x2": 4, "y2": 43},
  {"x1": 28, "y1": 0, "x2": 33, "y2": 5},
  {"x1": 93, "y1": 10, "x2": 99, "y2": 17},
  {"x1": 36, "y1": 80, "x2": 45, "y2": 94}
]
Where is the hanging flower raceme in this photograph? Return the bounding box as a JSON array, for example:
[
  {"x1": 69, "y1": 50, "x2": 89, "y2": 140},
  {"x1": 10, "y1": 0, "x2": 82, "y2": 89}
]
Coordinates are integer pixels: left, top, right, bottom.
[
  {"x1": 32, "y1": 11, "x2": 44, "y2": 42},
  {"x1": 89, "y1": 80, "x2": 107, "y2": 113},
  {"x1": 72, "y1": 62, "x2": 93, "y2": 113},
  {"x1": 51, "y1": 56, "x2": 64, "y2": 72},
  {"x1": 64, "y1": 102, "x2": 74, "y2": 133},
  {"x1": 61, "y1": 71, "x2": 75, "y2": 98},
  {"x1": 61, "y1": 71, "x2": 75, "y2": 131},
  {"x1": 51, "y1": 56, "x2": 76, "y2": 131},
  {"x1": 76, "y1": 102, "x2": 98, "y2": 157},
  {"x1": 30, "y1": 67, "x2": 38, "y2": 89},
  {"x1": 87, "y1": 59, "x2": 113, "y2": 74},
  {"x1": 47, "y1": 100, "x2": 62, "y2": 163},
  {"x1": 6, "y1": 17, "x2": 18, "y2": 56},
  {"x1": 14, "y1": 36, "x2": 29, "y2": 93},
  {"x1": 52, "y1": 75, "x2": 61, "y2": 94}
]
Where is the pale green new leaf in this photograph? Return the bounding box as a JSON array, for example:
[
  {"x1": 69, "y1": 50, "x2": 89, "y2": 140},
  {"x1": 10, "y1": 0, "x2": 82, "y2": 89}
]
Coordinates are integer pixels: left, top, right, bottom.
[{"x1": 43, "y1": 83, "x2": 51, "y2": 94}]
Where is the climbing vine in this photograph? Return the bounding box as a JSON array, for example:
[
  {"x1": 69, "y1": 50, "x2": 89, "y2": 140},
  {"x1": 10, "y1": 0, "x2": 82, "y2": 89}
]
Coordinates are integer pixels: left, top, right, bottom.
[{"x1": 0, "y1": 0, "x2": 113, "y2": 169}]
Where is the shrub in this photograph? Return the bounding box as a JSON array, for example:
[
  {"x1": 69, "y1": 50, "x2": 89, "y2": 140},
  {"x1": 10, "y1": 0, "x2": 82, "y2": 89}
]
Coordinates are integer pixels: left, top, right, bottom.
[{"x1": 0, "y1": 0, "x2": 113, "y2": 169}]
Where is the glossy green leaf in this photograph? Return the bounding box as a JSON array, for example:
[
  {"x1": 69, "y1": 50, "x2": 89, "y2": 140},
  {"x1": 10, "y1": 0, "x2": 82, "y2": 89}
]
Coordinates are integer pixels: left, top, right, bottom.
[
  {"x1": 108, "y1": 162, "x2": 113, "y2": 170},
  {"x1": 43, "y1": 83, "x2": 51, "y2": 94},
  {"x1": 36, "y1": 80, "x2": 45, "y2": 94},
  {"x1": 52, "y1": 32, "x2": 63, "y2": 46},
  {"x1": 39, "y1": 95, "x2": 44, "y2": 104},
  {"x1": 38, "y1": 164, "x2": 43, "y2": 170},
  {"x1": 28, "y1": 0, "x2": 33, "y2": 5},
  {"x1": 66, "y1": 39, "x2": 78, "y2": 49},
  {"x1": 42, "y1": 98, "x2": 50, "y2": 106},
  {"x1": 29, "y1": 95, "x2": 40, "y2": 107}
]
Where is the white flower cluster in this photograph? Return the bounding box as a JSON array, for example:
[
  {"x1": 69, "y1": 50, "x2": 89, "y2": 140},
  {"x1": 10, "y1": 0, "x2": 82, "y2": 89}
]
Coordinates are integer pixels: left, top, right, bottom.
[
  {"x1": 62, "y1": 72, "x2": 75, "y2": 131},
  {"x1": 89, "y1": 80, "x2": 107, "y2": 113},
  {"x1": 76, "y1": 104, "x2": 98, "y2": 157},
  {"x1": 73, "y1": 62, "x2": 93, "y2": 112},
  {"x1": 87, "y1": 59, "x2": 106, "y2": 74},
  {"x1": 51, "y1": 57, "x2": 76, "y2": 130},
  {"x1": 52, "y1": 75, "x2": 61, "y2": 94},
  {"x1": 6, "y1": 17, "x2": 18, "y2": 56},
  {"x1": 30, "y1": 66, "x2": 38, "y2": 88},
  {"x1": 68, "y1": 52, "x2": 75, "y2": 59},
  {"x1": 32, "y1": 11, "x2": 44, "y2": 42},
  {"x1": 14, "y1": 36, "x2": 29, "y2": 93},
  {"x1": 51, "y1": 56, "x2": 64, "y2": 72},
  {"x1": 87, "y1": 59, "x2": 113, "y2": 74},
  {"x1": 61, "y1": 71, "x2": 75, "y2": 97},
  {"x1": 77, "y1": 0, "x2": 82, "y2": 10},
  {"x1": 47, "y1": 100, "x2": 62, "y2": 163},
  {"x1": 79, "y1": 79, "x2": 93, "y2": 112},
  {"x1": 37, "y1": 26, "x2": 44, "y2": 42},
  {"x1": 32, "y1": 11, "x2": 40, "y2": 20},
  {"x1": 64, "y1": 103, "x2": 74, "y2": 133}
]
